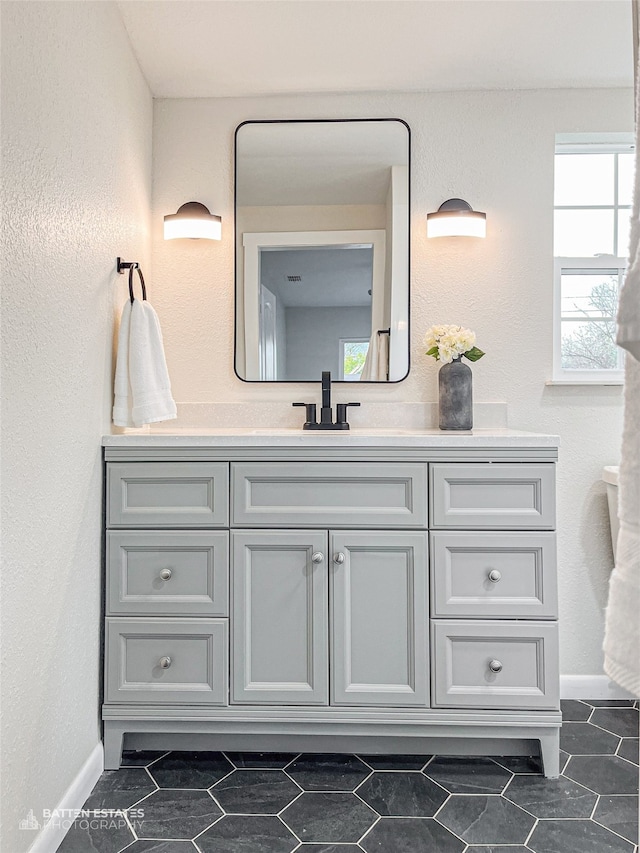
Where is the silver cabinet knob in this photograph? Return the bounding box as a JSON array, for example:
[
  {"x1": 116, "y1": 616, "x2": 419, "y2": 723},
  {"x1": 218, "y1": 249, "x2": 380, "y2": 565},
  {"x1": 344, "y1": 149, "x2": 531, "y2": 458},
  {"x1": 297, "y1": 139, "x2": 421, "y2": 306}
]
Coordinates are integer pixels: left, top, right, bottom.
[
  {"x1": 159, "y1": 568, "x2": 172, "y2": 581},
  {"x1": 159, "y1": 656, "x2": 172, "y2": 669},
  {"x1": 311, "y1": 552, "x2": 324, "y2": 564},
  {"x1": 488, "y1": 569, "x2": 502, "y2": 583},
  {"x1": 333, "y1": 553, "x2": 345, "y2": 564},
  {"x1": 489, "y1": 659, "x2": 503, "y2": 673}
]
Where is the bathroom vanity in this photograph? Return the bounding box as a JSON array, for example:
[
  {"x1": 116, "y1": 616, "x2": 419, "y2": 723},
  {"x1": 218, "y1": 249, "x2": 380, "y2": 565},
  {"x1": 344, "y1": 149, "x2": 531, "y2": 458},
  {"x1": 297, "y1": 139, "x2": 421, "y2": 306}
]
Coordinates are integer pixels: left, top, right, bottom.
[{"x1": 102, "y1": 429, "x2": 561, "y2": 776}]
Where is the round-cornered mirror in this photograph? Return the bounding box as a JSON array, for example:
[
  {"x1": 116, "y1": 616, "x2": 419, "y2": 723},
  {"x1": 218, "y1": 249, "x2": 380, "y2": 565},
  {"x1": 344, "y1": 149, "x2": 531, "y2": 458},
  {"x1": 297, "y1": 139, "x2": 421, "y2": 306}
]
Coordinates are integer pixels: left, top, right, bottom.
[{"x1": 234, "y1": 118, "x2": 410, "y2": 382}]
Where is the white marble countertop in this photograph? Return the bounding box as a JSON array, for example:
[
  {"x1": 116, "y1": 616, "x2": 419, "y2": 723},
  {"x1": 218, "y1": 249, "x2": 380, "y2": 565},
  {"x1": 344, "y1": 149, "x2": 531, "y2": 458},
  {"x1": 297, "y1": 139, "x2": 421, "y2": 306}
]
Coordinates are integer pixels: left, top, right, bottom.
[{"x1": 103, "y1": 428, "x2": 560, "y2": 448}]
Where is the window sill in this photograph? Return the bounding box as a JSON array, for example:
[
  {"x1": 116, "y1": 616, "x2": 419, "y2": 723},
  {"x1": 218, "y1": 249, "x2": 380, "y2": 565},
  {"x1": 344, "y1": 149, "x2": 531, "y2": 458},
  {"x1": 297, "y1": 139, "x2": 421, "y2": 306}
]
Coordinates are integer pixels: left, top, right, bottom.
[{"x1": 546, "y1": 378, "x2": 624, "y2": 386}]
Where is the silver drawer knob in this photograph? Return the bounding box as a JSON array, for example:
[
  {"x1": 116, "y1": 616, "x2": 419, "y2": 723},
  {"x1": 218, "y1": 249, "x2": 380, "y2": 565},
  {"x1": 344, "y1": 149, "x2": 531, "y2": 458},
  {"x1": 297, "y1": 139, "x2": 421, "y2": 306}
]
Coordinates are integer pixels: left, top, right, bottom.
[
  {"x1": 159, "y1": 656, "x2": 172, "y2": 669},
  {"x1": 159, "y1": 568, "x2": 172, "y2": 581},
  {"x1": 488, "y1": 569, "x2": 502, "y2": 583},
  {"x1": 333, "y1": 553, "x2": 345, "y2": 564},
  {"x1": 311, "y1": 552, "x2": 324, "y2": 564},
  {"x1": 489, "y1": 659, "x2": 503, "y2": 673}
]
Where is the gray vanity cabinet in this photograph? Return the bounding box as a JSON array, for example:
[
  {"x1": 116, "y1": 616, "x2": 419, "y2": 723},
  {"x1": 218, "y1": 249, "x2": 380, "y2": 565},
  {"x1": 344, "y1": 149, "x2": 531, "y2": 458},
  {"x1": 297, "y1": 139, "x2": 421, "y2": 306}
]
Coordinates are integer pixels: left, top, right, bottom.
[
  {"x1": 102, "y1": 444, "x2": 561, "y2": 778},
  {"x1": 231, "y1": 530, "x2": 329, "y2": 705},
  {"x1": 330, "y1": 531, "x2": 429, "y2": 706}
]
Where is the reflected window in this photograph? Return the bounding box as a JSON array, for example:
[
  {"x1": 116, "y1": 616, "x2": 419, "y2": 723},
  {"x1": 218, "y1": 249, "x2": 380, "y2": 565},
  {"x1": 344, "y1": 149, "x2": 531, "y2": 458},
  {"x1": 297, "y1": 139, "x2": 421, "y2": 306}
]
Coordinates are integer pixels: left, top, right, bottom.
[{"x1": 340, "y1": 339, "x2": 370, "y2": 381}]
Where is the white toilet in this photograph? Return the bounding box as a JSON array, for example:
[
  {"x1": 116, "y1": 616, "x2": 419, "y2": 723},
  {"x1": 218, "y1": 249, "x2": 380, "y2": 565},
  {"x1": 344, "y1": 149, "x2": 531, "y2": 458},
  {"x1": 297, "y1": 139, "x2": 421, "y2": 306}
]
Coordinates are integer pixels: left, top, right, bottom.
[{"x1": 602, "y1": 465, "x2": 620, "y2": 561}]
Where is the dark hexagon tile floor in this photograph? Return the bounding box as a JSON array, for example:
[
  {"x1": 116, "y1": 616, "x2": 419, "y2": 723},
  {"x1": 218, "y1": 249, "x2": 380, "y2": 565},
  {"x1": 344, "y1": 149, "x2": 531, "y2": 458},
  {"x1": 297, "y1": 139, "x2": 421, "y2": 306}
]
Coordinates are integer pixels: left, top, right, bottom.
[
  {"x1": 286, "y1": 754, "x2": 371, "y2": 791},
  {"x1": 281, "y1": 791, "x2": 377, "y2": 843},
  {"x1": 56, "y1": 699, "x2": 640, "y2": 852}
]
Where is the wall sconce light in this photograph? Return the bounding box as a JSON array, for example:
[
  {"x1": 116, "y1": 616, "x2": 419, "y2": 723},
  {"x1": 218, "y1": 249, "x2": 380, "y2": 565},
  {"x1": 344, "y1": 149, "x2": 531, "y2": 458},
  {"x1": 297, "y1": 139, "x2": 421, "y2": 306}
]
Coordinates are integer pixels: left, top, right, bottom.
[
  {"x1": 427, "y1": 198, "x2": 486, "y2": 238},
  {"x1": 164, "y1": 202, "x2": 222, "y2": 240}
]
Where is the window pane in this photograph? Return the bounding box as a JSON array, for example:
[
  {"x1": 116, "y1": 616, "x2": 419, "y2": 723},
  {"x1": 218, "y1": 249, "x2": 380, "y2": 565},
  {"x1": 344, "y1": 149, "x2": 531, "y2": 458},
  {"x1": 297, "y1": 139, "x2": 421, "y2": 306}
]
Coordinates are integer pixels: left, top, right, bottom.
[
  {"x1": 343, "y1": 341, "x2": 369, "y2": 380},
  {"x1": 618, "y1": 152, "x2": 634, "y2": 205},
  {"x1": 561, "y1": 272, "x2": 619, "y2": 319},
  {"x1": 561, "y1": 319, "x2": 618, "y2": 370},
  {"x1": 554, "y1": 209, "x2": 614, "y2": 256},
  {"x1": 555, "y1": 153, "x2": 614, "y2": 205},
  {"x1": 617, "y1": 209, "x2": 632, "y2": 257}
]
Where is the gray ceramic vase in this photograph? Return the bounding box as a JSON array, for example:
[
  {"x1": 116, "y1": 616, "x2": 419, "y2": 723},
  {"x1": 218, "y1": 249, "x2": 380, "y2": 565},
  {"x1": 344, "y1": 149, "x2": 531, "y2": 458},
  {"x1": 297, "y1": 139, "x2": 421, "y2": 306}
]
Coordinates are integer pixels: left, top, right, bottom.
[{"x1": 439, "y1": 356, "x2": 472, "y2": 430}]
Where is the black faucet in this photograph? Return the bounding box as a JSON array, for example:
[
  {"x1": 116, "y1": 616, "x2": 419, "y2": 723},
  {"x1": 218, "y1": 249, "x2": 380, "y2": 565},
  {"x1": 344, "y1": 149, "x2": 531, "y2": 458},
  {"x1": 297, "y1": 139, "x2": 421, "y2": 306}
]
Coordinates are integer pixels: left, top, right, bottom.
[{"x1": 293, "y1": 371, "x2": 360, "y2": 430}]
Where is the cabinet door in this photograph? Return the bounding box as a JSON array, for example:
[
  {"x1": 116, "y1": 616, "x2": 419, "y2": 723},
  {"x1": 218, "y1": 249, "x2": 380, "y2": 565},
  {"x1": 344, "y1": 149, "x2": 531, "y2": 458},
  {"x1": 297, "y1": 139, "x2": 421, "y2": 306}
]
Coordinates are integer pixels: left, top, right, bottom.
[
  {"x1": 330, "y1": 531, "x2": 429, "y2": 706},
  {"x1": 232, "y1": 530, "x2": 328, "y2": 705}
]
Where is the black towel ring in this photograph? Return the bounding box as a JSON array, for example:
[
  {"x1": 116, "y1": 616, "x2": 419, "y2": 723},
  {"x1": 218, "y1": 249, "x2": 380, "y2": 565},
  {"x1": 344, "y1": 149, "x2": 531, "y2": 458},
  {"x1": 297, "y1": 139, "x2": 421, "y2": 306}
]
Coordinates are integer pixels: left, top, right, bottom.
[{"x1": 128, "y1": 264, "x2": 147, "y2": 304}]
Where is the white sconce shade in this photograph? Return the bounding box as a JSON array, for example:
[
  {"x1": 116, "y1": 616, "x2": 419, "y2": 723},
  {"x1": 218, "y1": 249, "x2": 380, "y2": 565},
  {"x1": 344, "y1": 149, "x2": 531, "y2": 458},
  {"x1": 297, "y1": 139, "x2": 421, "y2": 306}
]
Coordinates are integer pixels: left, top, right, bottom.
[
  {"x1": 164, "y1": 202, "x2": 222, "y2": 240},
  {"x1": 427, "y1": 198, "x2": 486, "y2": 238}
]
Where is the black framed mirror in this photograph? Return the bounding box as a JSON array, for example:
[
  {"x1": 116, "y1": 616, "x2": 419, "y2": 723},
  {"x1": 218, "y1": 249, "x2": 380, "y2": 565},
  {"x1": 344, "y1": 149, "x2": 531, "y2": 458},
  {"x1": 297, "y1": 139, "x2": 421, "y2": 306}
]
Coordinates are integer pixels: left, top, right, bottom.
[{"x1": 234, "y1": 118, "x2": 410, "y2": 382}]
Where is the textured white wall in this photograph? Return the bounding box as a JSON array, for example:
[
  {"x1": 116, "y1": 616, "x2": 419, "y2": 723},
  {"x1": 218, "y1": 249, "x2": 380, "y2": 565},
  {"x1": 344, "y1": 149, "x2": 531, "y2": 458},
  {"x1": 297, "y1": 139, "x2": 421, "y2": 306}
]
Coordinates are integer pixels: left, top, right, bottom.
[
  {"x1": 0, "y1": 3, "x2": 152, "y2": 850},
  {"x1": 152, "y1": 89, "x2": 633, "y2": 677}
]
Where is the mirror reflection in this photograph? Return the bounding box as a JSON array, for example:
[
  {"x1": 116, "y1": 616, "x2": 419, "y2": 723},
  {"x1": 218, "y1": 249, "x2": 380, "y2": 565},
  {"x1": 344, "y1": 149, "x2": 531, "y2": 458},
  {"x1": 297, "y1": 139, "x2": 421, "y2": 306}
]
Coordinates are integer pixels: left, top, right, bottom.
[{"x1": 235, "y1": 119, "x2": 410, "y2": 382}]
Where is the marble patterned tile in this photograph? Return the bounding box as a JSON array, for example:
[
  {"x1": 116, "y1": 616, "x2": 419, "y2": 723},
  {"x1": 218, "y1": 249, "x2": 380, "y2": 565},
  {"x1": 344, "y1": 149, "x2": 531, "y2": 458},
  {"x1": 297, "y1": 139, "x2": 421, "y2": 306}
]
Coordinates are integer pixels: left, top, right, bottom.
[
  {"x1": 561, "y1": 699, "x2": 592, "y2": 721},
  {"x1": 591, "y1": 707, "x2": 640, "y2": 739},
  {"x1": 359, "y1": 817, "x2": 465, "y2": 852},
  {"x1": 356, "y1": 771, "x2": 448, "y2": 817},
  {"x1": 81, "y1": 768, "x2": 156, "y2": 809},
  {"x1": 465, "y1": 848, "x2": 534, "y2": 853},
  {"x1": 135, "y1": 789, "x2": 221, "y2": 839},
  {"x1": 286, "y1": 754, "x2": 371, "y2": 791},
  {"x1": 122, "y1": 842, "x2": 197, "y2": 852},
  {"x1": 559, "y1": 750, "x2": 570, "y2": 773},
  {"x1": 492, "y1": 755, "x2": 543, "y2": 774},
  {"x1": 585, "y1": 699, "x2": 637, "y2": 707},
  {"x1": 195, "y1": 815, "x2": 298, "y2": 853},
  {"x1": 618, "y1": 738, "x2": 640, "y2": 765},
  {"x1": 564, "y1": 754, "x2": 640, "y2": 794},
  {"x1": 296, "y1": 847, "x2": 362, "y2": 852},
  {"x1": 559, "y1": 721, "x2": 620, "y2": 755},
  {"x1": 148, "y1": 752, "x2": 233, "y2": 789},
  {"x1": 436, "y1": 794, "x2": 535, "y2": 845},
  {"x1": 281, "y1": 792, "x2": 376, "y2": 843},
  {"x1": 224, "y1": 752, "x2": 299, "y2": 769},
  {"x1": 121, "y1": 751, "x2": 169, "y2": 768},
  {"x1": 593, "y1": 795, "x2": 639, "y2": 844},
  {"x1": 358, "y1": 753, "x2": 431, "y2": 770},
  {"x1": 503, "y1": 774, "x2": 597, "y2": 818},
  {"x1": 528, "y1": 818, "x2": 635, "y2": 853},
  {"x1": 56, "y1": 818, "x2": 134, "y2": 853},
  {"x1": 210, "y1": 769, "x2": 301, "y2": 814},
  {"x1": 425, "y1": 757, "x2": 512, "y2": 794}
]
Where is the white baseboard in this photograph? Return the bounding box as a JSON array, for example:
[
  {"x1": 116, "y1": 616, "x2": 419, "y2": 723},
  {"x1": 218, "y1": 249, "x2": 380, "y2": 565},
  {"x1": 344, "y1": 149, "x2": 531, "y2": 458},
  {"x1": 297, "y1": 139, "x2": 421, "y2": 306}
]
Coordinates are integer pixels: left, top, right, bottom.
[
  {"x1": 561, "y1": 674, "x2": 636, "y2": 700},
  {"x1": 28, "y1": 742, "x2": 104, "y2": 853}
]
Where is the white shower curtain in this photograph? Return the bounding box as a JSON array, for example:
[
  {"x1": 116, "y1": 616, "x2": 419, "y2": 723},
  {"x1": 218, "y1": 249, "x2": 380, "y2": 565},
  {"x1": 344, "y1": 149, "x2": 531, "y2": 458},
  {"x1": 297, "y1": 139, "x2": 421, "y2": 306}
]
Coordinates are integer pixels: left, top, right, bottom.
[{"x1": 602, "y1": 57, "x2": 640, "y2": 697}]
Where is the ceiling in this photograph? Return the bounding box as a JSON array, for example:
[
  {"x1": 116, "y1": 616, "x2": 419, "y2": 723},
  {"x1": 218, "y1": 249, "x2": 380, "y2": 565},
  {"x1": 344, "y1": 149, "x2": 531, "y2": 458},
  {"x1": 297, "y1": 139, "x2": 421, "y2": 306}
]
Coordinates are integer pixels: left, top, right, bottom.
[{"x1": 117, "y1": 0, "x2": 634, "y2": 99}]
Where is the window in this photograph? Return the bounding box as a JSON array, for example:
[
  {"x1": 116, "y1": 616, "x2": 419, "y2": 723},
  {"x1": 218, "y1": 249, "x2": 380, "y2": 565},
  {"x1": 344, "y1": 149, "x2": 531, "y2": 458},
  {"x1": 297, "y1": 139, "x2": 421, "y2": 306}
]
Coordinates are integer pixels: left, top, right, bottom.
[
  {"x1": 340, "y1": 339, "x2": 369, "y2": 381},
  {"x1": 553, "y1": 140, "x2": 634, "y2": 383}
]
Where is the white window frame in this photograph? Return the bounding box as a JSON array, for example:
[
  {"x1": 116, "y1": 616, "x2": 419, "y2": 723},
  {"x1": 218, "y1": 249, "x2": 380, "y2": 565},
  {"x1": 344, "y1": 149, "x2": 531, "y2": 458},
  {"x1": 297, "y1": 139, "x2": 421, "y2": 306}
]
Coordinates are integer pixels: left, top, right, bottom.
[
  {"x1": 552, "y1": 256, "x2": 626, "y2": 384},
  {"x1": 551, "y1": 141, "x2": 632, "y2": 385}
]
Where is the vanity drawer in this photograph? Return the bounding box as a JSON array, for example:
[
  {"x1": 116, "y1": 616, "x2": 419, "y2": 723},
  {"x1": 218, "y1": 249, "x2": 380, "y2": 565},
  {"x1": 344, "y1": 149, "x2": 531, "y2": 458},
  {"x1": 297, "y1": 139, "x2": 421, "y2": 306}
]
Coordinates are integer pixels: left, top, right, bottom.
[
  {"x1": 431, "y1": 532, "x2": 557, "y2": 619},
  {"x1": 432, "y1": 620, "x2": 559, "y2": 710},
  {"x1": 105, "y1": 618, "x2": 228, "y2": 705},
  {"x1": 430, "y1": 464, "x2": 555, "y2": 530},
  {"x1": 231, "y1": 462, "x2": 427, "y2": 528},
  {"x1": 107, "y1": 462, "x2": 229, "y2": 528},
  {"x1": 107, "y1": 531, "x2": 229, "y2": 616}
]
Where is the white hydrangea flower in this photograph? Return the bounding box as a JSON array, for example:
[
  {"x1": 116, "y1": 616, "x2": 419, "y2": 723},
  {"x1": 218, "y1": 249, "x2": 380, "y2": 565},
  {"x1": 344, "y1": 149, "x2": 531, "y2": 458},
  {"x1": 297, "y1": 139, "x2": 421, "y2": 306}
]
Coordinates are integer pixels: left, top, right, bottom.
[{"x1": 424, "y1": 323, "x2": 481, "y2": 363}]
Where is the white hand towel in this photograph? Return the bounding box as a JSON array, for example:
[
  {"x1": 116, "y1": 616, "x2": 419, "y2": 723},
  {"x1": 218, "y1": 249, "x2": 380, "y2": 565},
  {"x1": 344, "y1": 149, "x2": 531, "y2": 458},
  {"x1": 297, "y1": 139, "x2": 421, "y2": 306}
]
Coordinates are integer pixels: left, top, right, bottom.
[
  {"x1": 603, "y1": 62, "x2": 640, "y2": 697},
  {"x1": 128, "y1": 299, "x2": 177, "y2": 426},
  {"x1": 360, "y1": 332, "x2": 389, "y2": 381},
  {"x1": 112, "y1": 300, "x2": 134, "y2": 427}
]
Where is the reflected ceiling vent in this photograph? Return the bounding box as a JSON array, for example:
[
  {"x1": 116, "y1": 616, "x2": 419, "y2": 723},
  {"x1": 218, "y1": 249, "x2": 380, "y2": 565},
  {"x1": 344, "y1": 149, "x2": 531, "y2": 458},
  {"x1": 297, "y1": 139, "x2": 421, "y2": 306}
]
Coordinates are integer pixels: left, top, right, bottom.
[{"x1": 286, "y1": 275, "x2": 302, "y2": 282}]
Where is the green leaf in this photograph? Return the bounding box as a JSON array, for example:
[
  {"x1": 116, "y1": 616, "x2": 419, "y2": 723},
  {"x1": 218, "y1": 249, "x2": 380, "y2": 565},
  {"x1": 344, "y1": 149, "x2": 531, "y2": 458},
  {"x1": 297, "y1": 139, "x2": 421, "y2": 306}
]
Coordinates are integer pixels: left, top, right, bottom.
[
  {"x1": 425, "y1": 346, "x2": 439, "y2": 358},
  {"x1": 464, "y1": 346, "x2": 485, "y2": 362}
]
